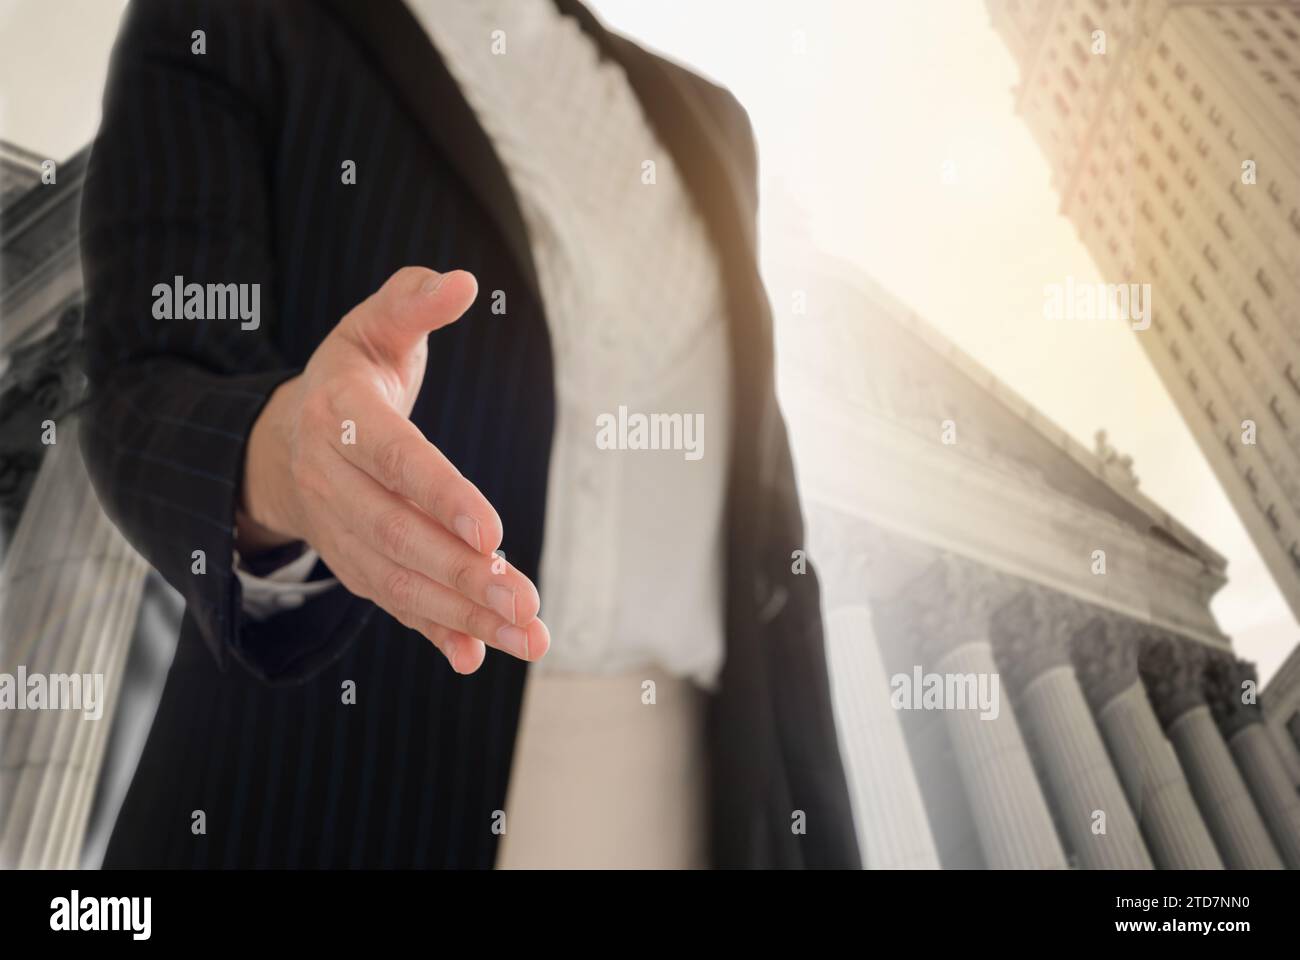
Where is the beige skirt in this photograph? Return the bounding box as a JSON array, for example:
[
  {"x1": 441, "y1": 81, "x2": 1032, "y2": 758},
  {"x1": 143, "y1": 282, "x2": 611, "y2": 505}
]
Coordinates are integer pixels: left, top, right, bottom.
[{"x1": 495, "y1": 665, "x2": 709, "y2": 869}]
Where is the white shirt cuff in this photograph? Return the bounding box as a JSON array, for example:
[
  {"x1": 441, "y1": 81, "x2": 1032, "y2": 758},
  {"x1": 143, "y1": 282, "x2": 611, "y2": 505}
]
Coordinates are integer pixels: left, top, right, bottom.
[{"x1": 234, "y1": 545, "x2": 339, "y2": 621}]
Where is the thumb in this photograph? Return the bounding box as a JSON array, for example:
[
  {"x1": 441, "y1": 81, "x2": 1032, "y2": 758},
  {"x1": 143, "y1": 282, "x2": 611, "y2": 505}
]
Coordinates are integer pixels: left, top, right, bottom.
[{"x1": 347, "y1": 266, "x2": 478, "y2": 361}]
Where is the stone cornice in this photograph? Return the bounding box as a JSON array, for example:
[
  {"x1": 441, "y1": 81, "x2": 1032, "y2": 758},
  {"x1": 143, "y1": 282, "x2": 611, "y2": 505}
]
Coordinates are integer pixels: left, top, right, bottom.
[{"x1": 784, "y1": 388, "x2": 1230, "y2": 651}]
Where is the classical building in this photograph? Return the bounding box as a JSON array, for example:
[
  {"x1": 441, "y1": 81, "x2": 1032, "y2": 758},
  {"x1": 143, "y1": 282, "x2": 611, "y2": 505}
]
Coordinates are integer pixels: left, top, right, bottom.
[
  {"x1": 770, "y1": 242, "x2": 1300, "y2": 868},
  {"x1": 0, "y1": 141, "x2": 153, "y2": 869},
  {"x1": 1263, "y1": 644, "x2": 1300, "y2": 781},
  {"x1": 986, "y1": 0, "x2": 1300, "y2": 622},
  {"x1": 3, "y1": 136, "x2": 1299, "y2": 868}
]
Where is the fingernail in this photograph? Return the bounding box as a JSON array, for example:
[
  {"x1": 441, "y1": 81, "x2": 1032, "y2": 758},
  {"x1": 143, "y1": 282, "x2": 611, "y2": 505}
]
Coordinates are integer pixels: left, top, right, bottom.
[
  {"x1": 496, "y1": 624, "x2": 529, "y2": 659},
  {"x1": 454, "y1": 514, "x2": 481, "y2": 552},
  {"x1": 420, "y1": 271, "x2": 448, "y2": 295},
  {"x1": 486, "y1": 584, "x2": 517, "y2": 624}
]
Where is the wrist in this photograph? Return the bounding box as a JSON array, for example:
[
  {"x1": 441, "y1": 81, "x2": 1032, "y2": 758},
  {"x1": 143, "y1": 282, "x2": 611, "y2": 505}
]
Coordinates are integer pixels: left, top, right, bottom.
[{"x1": 237, "y1": 378, "x2": 302, "y2": 554}]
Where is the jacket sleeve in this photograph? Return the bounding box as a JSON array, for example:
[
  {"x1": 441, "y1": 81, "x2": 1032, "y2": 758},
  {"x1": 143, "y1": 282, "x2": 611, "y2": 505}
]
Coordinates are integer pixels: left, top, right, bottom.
[{"x1": 78, "y1": 0, "x2": 375, "y2": 684}]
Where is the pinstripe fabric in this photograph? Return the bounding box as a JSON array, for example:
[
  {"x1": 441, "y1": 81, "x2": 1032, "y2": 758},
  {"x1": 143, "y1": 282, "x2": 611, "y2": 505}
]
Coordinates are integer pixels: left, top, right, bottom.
[
  {"x1": 79, "y1": 0, "x2": 860, "y2": 868},
  {"x1": 82, "y1": 0, "x2": 544, "y2": 869}
]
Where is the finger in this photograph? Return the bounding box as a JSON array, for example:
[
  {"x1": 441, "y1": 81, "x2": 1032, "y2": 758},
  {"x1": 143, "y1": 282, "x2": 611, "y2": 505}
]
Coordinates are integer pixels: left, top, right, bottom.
[
  {"x1": 327, "y1": 455, "x2": 540, "y2": 624},
  {"x1": 325, "y1": 387, "x2": 504, "y2": 555},
  {"x1": 343, "y1": 267, "x2": 478, "y2": 364},
  {"x1": 385, "y1": 607, "x2": 482, "y2": 674},
  {"x1": 421, "y1": 622, "x2": 486, "y2": 675},
  {"x1": 342, "y1": 529, "x2": 549, "y2": 662}
]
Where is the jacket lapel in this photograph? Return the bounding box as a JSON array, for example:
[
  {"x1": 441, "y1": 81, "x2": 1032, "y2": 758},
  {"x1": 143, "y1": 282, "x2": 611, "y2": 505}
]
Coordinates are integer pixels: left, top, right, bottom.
[{"x1": 316, "y1": 0, "x2": 544, "y2": 313}]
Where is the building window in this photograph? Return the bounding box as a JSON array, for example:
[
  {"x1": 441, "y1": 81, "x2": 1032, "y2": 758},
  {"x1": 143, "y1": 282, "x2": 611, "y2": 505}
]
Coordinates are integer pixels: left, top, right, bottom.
[
  {"x1": 1285, "y1": 362, "x2": 1300, "y2": 397},
  {"x1": 1270, "y1": 395, "x2": 1289, "y2": 429}
]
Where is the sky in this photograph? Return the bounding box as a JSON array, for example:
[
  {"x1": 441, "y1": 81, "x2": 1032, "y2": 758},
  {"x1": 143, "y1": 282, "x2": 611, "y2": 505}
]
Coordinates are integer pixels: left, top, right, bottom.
[{"x1": 1, "y1": 0, "x2": 1294, "y2": 681}]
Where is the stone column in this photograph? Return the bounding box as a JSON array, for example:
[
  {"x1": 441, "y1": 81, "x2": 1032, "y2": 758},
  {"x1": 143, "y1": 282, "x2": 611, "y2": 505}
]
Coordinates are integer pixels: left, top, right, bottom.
[
  {"x1": 825, "y1": 606, "x2": 942, "y2": 869},
  {"x1": 813, "y1": 519, "x2": 940, "y2": 869},
  {"x1": 879, "y1": 556, "x2": 1067, "y2": 869},
  {"x1": 1265, "y1": 723, "x2": 1300, "y2": 788},
  {"x1": 1072, "y1": 616, "x2": 1222, "y2": 869},
  {"x1": 1204, "y1": 657, "x2": 1300, "y2": 868},
  {"x1": 992, "y1": 591, "x2": 1151, "y2": 868},
  {"x1": 1141, "y1": 636, "x2": 1283, "y2": 869},
  {"x1": 0, "y1": 417, "x2": 148, "y2": 868}
]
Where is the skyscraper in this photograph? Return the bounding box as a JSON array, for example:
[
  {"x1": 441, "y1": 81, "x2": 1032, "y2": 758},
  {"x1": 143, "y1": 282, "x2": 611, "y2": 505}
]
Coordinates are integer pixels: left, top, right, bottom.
[{"x1": 988, "y1": 0, "x2": 1300, "y2": 622}]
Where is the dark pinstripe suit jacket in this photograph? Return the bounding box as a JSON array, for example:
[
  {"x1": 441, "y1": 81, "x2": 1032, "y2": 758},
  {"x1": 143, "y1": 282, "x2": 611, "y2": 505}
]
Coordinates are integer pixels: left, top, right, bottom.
[{"x1": 79, "y1": 0, "x2": 859, "y2": 868}]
